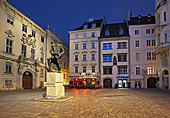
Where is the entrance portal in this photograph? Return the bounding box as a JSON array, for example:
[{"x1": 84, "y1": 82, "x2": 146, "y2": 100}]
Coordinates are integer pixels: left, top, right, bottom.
[
  {"x1": 103, "y1": 79, "x2": 112, "y2": 88},
  {"x1": 162, "y1": 70, "x2": 169, "y2": 89},
  {"x1": 22, "y1": 71, "x2": 33, "y2": 89},
  {"x1": 147, "y1": 77, "x2": 156, "y2": 88}
]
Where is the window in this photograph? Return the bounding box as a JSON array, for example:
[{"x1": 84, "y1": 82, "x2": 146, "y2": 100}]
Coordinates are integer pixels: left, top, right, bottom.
[
  {"x1": 40, "y1": 52, "x2": 44, "y2": 63},
  {"x1": 64, "y1": 74, "x2": 65, "y2": 79},
  {"x1": 119, "y1": 29, "x2": 123, "y2": 35},
  {"x1": 164, "y1": 12, "x2": 166, "y2": 21},
  {"x1": 75, "y1": 55, "x2": 78, "y2": 61},
  {"x1": 22, "y1": 24, "x2": 27, "y2": 33},
  {"x1": 118, "y1": 66, "x2": 127, "y2": 74},
  {"x1": 75, "y1": 44, "x2": 78, "y2": 50},
  {"x1": 92, "y1": 32, "x2": 95, "y2": 37},
  {"x1": 92, "y1": 24, "x2": 96, "y2": 28},
  {"x1": 31, "y1": 48, "x2": 35, "y2": 60},
  {"x1": 7, "y1": 14, "x2": 14, "y2": 25},
  {"x1": 135, "y1": 41, "x2": 139, "y2": 47},
  {"x1": 152, "y1": 52, "x2": 156, "y2": 60},
  {"x1": 92, "y1": 54, "x2": 95, "y2": 60},
  {"x1": 147, "y1": 40, "x2": 151, "y2": 46},
  {"x1": 146, "y1": 29, "x2": 150, "y2": 34},
  {"x1": 83, "y1": 33, "x2": 87, "y2": 38},
  {"x1": 6, "y1": 38, "x2": 13, "y2": 54},
  {"x1": 92, "y1": 66, "x2": 95, "y2": 73},
  {"x1": 64, "y1": 62, "x2": 66, "y2": 69},
  {"x1": 32, "y1": 30, "x2": 36, "y2": 37},
  {"x1": 41, "y1": 36, "x2": 44, "y2": 43},
  {"x1": 5, "y1": 80, "x2": 12, "y2": 88},
  {"x1": 92, "y1": 42, "x2": 95, "y2": 48},
  {"x1": 83, "y1": 67, "x2": 86, "y2": 73},
  {"x1": 165, "y1": 33, "x2": 167, "y2": 43},
  {"x1": 84, "y1": 25, "x2": 87, "y2": 29},
  {"x1": 163, "y1": 54, "x2": 168, "y2": 67},
  {"x1": 136, "y1": 53, "x2": 140, "y2": 61},
  {"x1": 152, "y1": 39, "x2": 156, "y2": 46},
  {"x1": 83, "y1": 43, "x2": 86, "y2": 49},
  {"x1": 103, "y1": 55, "x2": 112, "y2": 62},
  {"x1": 135, "y1": 30, "x2": 139, "y2": 35},
  {"x1": 5, "y1": 62, "x2": 12, "y2": 73},
  {"x1": 118, "y1": 54, "x2": 127, "y2": 62},
  {"x1": 75, "y1": 34, "x2": 78, "y2": 39},
  {"x1": 136, "y1": 67, "x2": 140, "y2": 75},
  {"x1": 147, "y1": 52, "x2": 151, "y2": 60},
  {"x1": 75, "y1": 67, "x2": 78, "y2": 73},
  {"x1": 103, "y1": 67, "x2": 112, "y2": 75},
  {"x1": 40, "y1": 69, "x2": 43, "y2": 76},
  {"x1": 117, "y1": 42, "x2": 127, "y2": 49},
  {"x1": 105, "y1": 30, "x2": 109, "y2": 36},
  {"x1": 152, "y1": 29, "x2": 155, "y2": 34},
  {"x1": 83, "y1": 55, "x2": 86, "y2": 61},
  {"x1": 21, "y1": 44, "x2": 27, "y2": 58},
  {"x1": 147, "y1": 67, "x2": 157, "y2": 75},
  {"x1": 103, "y1": 43, "x2": 112, "y2": 50}
]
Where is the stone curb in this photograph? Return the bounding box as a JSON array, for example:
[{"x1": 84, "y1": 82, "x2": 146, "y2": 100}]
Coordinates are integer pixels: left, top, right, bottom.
[{"x1": 34, "y1": 96, "x2": 73, "y2": 102}]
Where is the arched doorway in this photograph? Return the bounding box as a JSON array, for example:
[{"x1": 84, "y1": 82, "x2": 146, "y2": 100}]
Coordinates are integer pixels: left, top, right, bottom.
[
  {"x1": 22, "y1": 71, "x2": 33, "y2": 89},
  {"x1": 147, "y1": 77, "x2": 156, "y2": 88},
  {"x1": 103, "y1": 79, "x2": 112, "y2": 88},
  {"x1": 162, "y1": 70, "x2": 169, "y2": 89}
]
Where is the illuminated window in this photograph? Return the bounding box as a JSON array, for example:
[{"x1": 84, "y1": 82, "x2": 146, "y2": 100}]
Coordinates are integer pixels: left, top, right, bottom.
[
  {"x1": 103, "y1": 55, "x2": 112, "y2": 62},
  {"x1": 119, "y1": 29, "x2": 123, "y2": 35},
  {"x1": 6, "y1": 14, "x2": 14, "y2": 25},
  {"x1": 147, "y1": 67, "x2": 157, "y2": 75},
  {"x1": 105, "y1": 30, "x2": 109, "y2": 36},
  {"x1": 103, "y1": 43, "x2": 112, "y2": 50}
]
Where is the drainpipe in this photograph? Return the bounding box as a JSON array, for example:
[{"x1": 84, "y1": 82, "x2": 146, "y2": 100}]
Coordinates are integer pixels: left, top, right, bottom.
[{"x1": 45, "y1": 31, "x2": 48, "y2": 82}]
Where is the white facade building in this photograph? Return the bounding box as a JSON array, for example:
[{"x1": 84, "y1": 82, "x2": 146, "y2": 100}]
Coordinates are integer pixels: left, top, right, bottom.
[{"x1": 127, "y1": 13, "x2": 158, "y2": 88}]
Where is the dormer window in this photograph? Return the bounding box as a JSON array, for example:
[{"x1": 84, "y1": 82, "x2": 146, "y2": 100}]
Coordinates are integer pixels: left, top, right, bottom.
[
  {"x1": 119, "y1": 28, "x2": 123, "y2": 35},
  {"x1": 92, "y1": 24, "x2": 96, "y2": 28},
  {"x1": 105, "y1": 30, "x2": 109, "y2": 36},
  {"x1": 84, "y1": 25, "x2": 87, "y2": 29}
]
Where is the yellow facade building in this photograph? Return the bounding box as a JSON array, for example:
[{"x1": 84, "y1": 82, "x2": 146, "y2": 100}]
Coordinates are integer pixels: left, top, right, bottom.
[{"x1": 0, "y1": 0, "x2": 69, "y2": 90}]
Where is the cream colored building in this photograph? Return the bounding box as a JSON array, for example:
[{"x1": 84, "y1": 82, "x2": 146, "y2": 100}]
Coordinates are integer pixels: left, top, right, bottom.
[
  {"x1": 69, "y1": 17, "x2": 104, "y2": 88},
  {"x1": 127, "y1": 13, "x2": 158, "y2": 88},
  {"x1": 0, "y1": 0, "x2": 69, "y2": 90},
  {"x1": 155, "y1": 0, "x2": 170, "y2": 89}
]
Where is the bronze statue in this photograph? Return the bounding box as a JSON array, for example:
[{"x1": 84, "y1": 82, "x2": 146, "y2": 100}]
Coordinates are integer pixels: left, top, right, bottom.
[{"x1": 47, "y1": 40, "x2": 65, "y2": 72}]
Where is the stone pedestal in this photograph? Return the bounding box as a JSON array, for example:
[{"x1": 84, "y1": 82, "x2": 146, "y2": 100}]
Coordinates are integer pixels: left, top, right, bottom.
[{"x1": 44, "y1": 72, "x2": 65, "y2": 99}]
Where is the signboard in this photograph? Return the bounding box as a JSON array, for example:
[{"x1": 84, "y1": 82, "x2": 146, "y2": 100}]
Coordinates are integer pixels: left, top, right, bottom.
[
  {"x1": 117, "y1": 74, "x2": 128, "y2": 78},
  {"x1": 80, "y1": 73, "x2": 98, "y2": 77},
  {"x1": 44, "y1": 82, "x2": 55, "y2": 87}
]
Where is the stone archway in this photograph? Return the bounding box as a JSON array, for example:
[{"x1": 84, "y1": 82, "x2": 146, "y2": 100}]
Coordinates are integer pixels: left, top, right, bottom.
[
  {"x1": 147, "y1": 77, "x2": 156, "y2": 88},
  {"x1": 22, "y1": 71, "x2": 33, "y2": 89},
  {"x1": 162, "y1": 70, "x2": 169, "y2": 89},
  {"x1": 103, "y1": 79, "x2": 112, "y2": 88}
]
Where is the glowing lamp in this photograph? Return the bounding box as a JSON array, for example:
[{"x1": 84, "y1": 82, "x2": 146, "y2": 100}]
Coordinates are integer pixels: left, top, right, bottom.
[
  {"x1": 75, "y1": 78, "x2": 78, "y2": 81},
  {"x1": 83, "y1": 78, "x2": 86, "y2": 81},
  {"x1": 92, "y1": 78, "x2": 95, "y2": 81}
]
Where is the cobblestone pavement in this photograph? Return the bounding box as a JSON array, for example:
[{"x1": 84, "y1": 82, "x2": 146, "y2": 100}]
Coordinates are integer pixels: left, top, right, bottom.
[{"x1": 0, "y1": 88, "x2": 170, "y2": 118}]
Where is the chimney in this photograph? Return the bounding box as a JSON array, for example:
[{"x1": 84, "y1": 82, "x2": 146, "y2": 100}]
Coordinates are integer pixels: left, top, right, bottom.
[
  {"x1": 126, "y1": 9, "x2": 131, "y2": 21},
  {"x1": 89, "y1": 16, "x2": 94, "y2": 22},
  {"x1": 104, "y1": 17, "x2": 106, "y2": 25}
]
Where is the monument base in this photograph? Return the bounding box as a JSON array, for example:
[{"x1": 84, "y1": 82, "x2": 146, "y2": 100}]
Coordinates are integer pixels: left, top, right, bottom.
[{"x1": 44, "y1": 72, "x2": 65, "y2": 100}]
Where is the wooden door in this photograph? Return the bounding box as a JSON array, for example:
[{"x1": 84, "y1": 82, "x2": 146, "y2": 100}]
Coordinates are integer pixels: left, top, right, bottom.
[{"x1": 23, "y1": 72, "x2": 32, "y2": 89}]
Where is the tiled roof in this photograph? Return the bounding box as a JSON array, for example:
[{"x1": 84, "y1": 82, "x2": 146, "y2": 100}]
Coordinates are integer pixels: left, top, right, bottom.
[
  {"x1": 128, "y1": 16, "x2": 155, "y2": 25},
  {"x1": 100, "y1": 22, "x2": 129, "y2": 38},
  {"x1": 74, "y1": 19, "x2": 103, "y2": 30}
]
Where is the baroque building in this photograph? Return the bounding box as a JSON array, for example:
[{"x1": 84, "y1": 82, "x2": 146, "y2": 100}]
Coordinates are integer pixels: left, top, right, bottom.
[
  {"x1": 69, "y1": 17, "x2": 104, "y2": 88},
  {"x1": 155, "y1": 0, "x2": 170, "y2": 89},
  {"x1": 127, "y1": 11, "x2": 158, "y2": 88},
  {"x1": 99, "y1": 22, "x2": 130, "y2": 88},
  {"x1": 0, "y1": 0, "x2": 69, "y2": 90}
]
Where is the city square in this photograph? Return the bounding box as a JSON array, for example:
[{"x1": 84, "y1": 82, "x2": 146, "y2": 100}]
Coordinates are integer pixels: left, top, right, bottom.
[{"x1": 0, "y1": 88, "x2": 170, "y2": 118}]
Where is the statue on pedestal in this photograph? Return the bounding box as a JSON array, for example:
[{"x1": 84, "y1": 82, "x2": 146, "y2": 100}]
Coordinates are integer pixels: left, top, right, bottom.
[{"x1": 47, "y1": 40, "x2": 65, "y2": 72}]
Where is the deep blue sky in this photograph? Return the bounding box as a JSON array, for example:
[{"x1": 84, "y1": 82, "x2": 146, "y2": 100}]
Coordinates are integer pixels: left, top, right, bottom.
[{"x1": 8, "y1": 0, "x2": 155, "y2": 44}]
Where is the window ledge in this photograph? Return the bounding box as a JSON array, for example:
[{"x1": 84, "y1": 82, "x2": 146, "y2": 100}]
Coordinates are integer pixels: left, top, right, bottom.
[
  {"x1": 103, "y1": 61, "x2": 112, "y2": 63},
  {"x1": 103, "y1": 49, "x2": 112, "y2": 50},
  {"x1": 4, "y1": 72, "x2": 13, "y2": 74},
  {"x1": 3, "y1": 51, "x2": 16, "y2": 56},
  {"x1": 91, "y1": 60, "x2": 96, "y2": 61},
  {"x1": 117, "y1": 48, "x2": 127, "y2": 49},
  {"x1": 82, "y1": 60, "x2": 87, "y2": 61}
]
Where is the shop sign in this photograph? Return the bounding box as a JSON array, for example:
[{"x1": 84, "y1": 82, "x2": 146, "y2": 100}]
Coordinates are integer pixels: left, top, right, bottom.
[
  {"x1": 117, "y1": 74, "x2": 128, "y2": 78},
  {"x1": 81, "y1": 73, "x2": 97, "y2": 77}
]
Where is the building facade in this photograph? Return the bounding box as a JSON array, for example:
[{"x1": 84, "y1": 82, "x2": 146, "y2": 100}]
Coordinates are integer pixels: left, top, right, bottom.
[
  {"x1": 99, "y1": 23, "x2": 130, "y2": 88},
  {"x1": 155, "y1": 0, "x2": 170, "y2": 89},
  {"x1": 128, "y1": 13, "x2": 158, "y2": 88},
  {"x1": 0, "y1": 0, "x2": 69, "y2": 90},
  {"x1": 69, "y1": 17, "x2": 104, "y2": 88}
]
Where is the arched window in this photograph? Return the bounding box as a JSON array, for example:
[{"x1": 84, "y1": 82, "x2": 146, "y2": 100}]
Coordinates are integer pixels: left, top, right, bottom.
[
  {"x1": 105, "y1": 30, "x2": 109, "y2": 36},
  {"x1": 165, "y1": 33, "x2": 167, "y2": 43},
  {"x1": 119, "y1": 28, "x2": 123, "y2": 35},
  {"x1": 164, "y1": 12, "x2": 166, "y2": 21}
]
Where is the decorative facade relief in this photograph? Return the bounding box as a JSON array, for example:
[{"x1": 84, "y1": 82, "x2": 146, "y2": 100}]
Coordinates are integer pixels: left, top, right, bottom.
[
  {"x1": 5, "y1": 30, "x2": 15, "y2": 38},
  {"x1": 21, "y1": 34, "x2": 36, "y2": 48}
]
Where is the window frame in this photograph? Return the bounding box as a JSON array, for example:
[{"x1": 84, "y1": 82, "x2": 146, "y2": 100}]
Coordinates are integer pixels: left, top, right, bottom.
[
  {"x1": 5, "y1": 62, "x2": 12, "y2": 73},
  {"x1": 6, "y1": 38, "x2": 13, "y2": 54},
  {"x1": 22, "y1": 24, "x2": 27, "y2": 33},
  {"x1": 21, "y1": 44, "x2": 27, "y2": 58},
  {"x1": 6, "y1": 14, "x2": 14, "y2": 25}
]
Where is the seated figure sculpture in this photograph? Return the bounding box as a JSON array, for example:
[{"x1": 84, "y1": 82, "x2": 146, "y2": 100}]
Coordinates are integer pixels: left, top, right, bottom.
[{"x1": 47, "y1": 40, "x2": 65, "y2": 72}]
